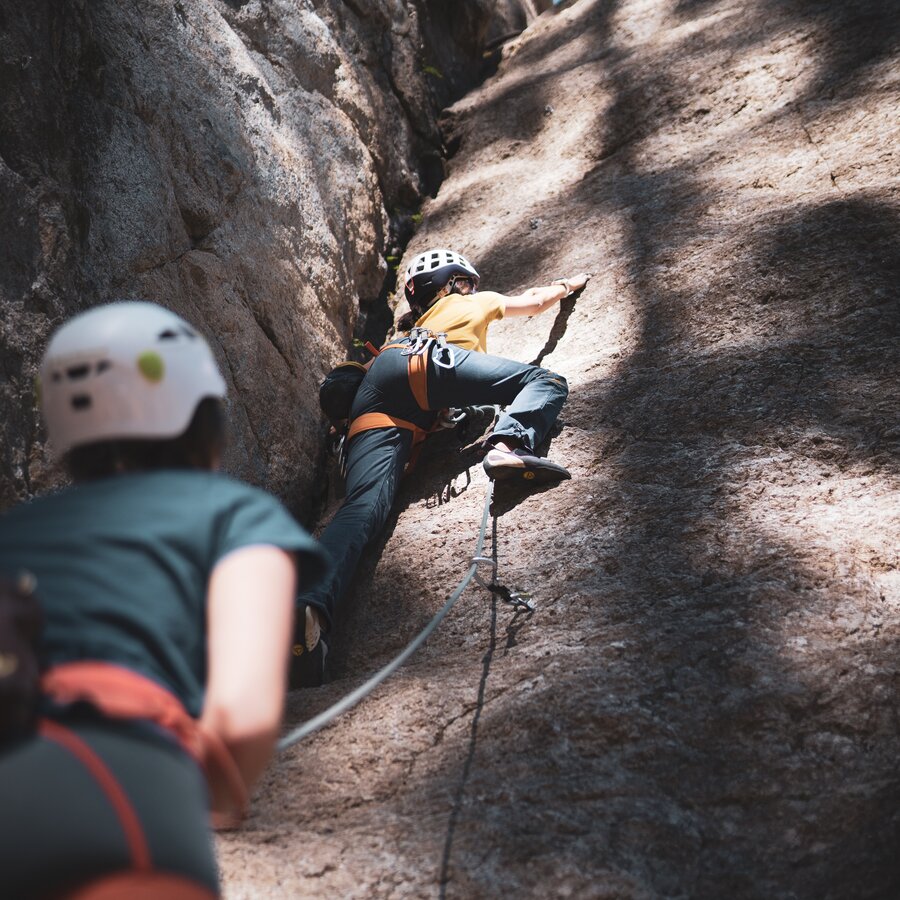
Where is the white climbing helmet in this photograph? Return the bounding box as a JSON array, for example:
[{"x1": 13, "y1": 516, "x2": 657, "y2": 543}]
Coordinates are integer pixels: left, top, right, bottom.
[
  {"x1": 39, "y1": 301, "x2": 227, "y2": 455},
  {"x1": 403, "y1": 248, "x2": 480, "y2": 310}
]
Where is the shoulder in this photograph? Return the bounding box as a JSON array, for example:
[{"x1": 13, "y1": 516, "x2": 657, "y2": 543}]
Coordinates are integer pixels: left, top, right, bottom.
[
  {"x1": 473, "y1": 291, "x2": 507, "y2": 318},
  {"x1": 199, "y1": 473, "x2": 331, "y2": 583},
  {"x1": 0, "y1": 481, "x2": 88, "y2": 532}
]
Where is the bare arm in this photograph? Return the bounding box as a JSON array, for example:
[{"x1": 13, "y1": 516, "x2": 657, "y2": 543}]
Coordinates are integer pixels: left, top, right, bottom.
[
  {"x1": 201, "y1": 545, "x2": 296, "y2": 804},
  {"x1": 501, "y1": 272, "x2": 591, "y2": 317}
]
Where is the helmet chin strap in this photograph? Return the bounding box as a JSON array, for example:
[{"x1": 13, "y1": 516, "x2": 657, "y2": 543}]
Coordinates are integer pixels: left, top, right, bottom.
[{"x1": 446, "y1": 274, "x2": 477, "y2": 295}]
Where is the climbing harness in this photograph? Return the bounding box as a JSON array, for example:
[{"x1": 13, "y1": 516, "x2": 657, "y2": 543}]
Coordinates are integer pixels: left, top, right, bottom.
[
  {"x1": 43, "y1": 661, "x2": 249, "y2": 829},
  {"x1": 279, "y1": 475, "x2": 533, "y2": 751},
  {"x1": 342, "y1": 329, "x2": 458, "y2": 473},
  {"x1": 402, "y1": 327, "x2": 456, "y2": 370}
]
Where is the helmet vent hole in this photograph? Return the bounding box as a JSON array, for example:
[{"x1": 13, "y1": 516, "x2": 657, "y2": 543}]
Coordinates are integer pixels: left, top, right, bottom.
[
  {"x1": 157, "y1": 329, "x2": 179, "y2": 341},
  {"x1": 66, "y1": 364, "x2": 91, "y2": 381},
  {"x1": 96, "y1": 360, "x2": 112, "y2": 374},
  {"x1": 71, "y1": 395, "x2": 92, "y2": 411}
]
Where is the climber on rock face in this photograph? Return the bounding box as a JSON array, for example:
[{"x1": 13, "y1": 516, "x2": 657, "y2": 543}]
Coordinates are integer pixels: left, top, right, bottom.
[{"x1": 292, "y1": 248, "x2": 590, "y2": 688}]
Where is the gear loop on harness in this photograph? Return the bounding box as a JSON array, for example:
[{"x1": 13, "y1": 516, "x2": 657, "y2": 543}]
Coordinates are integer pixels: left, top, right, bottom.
[
  {"x1": 401, "y1": 327, "x2": 456, "y2": 371},
  {"x1": 401, "y1": 326, "x2": 433, "y2": 357},
  {"x1": 432, "y1": 333, "x2": 456, "y2": 370}
]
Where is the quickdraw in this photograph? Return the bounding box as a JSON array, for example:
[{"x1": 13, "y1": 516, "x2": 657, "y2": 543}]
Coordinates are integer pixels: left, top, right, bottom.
[
  {"x1": 472, "y1": 555, "x2": 536, "y2": 612},
  {"x1": 334, "y1": 431, "x2": 348, "y2": 479},
  {"x1": 401, "y1": 326, "x2": 432, "y2": 357}
]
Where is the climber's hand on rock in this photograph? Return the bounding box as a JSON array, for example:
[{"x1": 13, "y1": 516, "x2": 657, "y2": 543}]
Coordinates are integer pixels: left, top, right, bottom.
[{"x1": 566, "y1": 272, "x2": 591, "y2": 292}]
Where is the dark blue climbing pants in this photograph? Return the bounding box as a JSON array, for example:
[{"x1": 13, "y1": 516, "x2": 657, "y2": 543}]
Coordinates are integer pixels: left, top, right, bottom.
[
  {"x1": 301, "y1": 338, "x2": 568, "y2": 629},
  {"x1": 0, "y1": 713, "x2": 218, "y2": 899}
]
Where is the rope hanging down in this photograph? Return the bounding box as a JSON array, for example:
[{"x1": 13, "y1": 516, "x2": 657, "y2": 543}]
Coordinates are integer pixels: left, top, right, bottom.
[{"x1": 278, "y1": 478, "x2": 496, "y2": 752}]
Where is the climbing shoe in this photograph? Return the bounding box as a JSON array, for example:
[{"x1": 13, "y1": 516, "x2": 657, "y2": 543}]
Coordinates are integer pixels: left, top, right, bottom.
[
  {"x1": 482, "y1": 446, "x2": 571, "y2": 483},
  {"x1": 289, "y1": 605, "x2": 328, "y2": 689}
]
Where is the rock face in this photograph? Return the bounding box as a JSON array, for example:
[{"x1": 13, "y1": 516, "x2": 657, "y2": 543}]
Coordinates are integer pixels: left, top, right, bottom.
[
  {"x1": 219, "y1": 1, "x2": 900, "y2": 898},
  {"x1": 4, "y1": 0, "x2": 899, "y2": 897},
  {"x1": 0, "y1": 0, "x2": 538, "y2": 516}
]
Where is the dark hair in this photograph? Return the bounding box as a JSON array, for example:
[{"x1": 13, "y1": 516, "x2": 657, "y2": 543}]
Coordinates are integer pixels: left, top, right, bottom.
[
  {"x1": 64, "y1": 397, "x2": 227, "y2": 482},
  {"x1": 396, "y1": 309, "x2": 420, "y2": 332}
]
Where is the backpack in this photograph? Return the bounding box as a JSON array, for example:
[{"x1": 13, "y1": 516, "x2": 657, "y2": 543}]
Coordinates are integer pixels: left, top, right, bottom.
[
  {"x1": 318, "y1": 361, "x2": 367, "y2": 424},
  {"x1": 0, "y1": 572, "x2": 44, "y2": 743}
]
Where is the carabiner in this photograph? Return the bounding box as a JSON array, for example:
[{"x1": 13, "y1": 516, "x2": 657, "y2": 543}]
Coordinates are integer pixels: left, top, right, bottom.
[
  {"x1": 402, "y1": 327, "x2": 432, "y2": 357},
  {"x1": 432, "y1": 332, "x2": 456, "y2": 369},
  {"x1": 472, "y1": 554, "x2": 498, "y2": 591}
]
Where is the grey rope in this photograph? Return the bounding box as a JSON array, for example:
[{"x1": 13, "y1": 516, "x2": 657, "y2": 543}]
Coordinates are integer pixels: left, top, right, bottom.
[{"x1": 278, "y1": 478, "x2": 496, "y2": 752}]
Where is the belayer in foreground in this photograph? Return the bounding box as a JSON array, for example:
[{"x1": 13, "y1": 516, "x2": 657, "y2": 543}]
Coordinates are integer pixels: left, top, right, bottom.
[
  {"x1": 0, "y1": 301, "x2": 328, "y2": 899},
  {"x1": 294, "y1": 248, "x2": 589, "y2": 685}
]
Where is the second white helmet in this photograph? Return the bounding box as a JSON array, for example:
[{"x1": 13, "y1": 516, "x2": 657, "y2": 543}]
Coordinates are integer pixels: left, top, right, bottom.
[
  {"x1": 40, "y1": 301, "x2": 227, "y2": 455},
  {"x1": 403, "y1": 248, "x2": 480, "y2": 311}
]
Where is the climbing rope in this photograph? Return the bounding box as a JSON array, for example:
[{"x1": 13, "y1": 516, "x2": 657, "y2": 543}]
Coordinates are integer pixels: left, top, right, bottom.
[
  {"x1": 472, "y1": 515, "x2": 535, "y2": 614},
  {"x1": 278, "y1": 478, "x2": 496, "y2": 752}
]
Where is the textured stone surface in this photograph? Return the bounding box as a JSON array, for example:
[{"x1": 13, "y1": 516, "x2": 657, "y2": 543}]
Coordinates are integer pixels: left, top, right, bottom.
[
  {"x1": 221, "y1": 1, "x2": 900, "y2": 897},
  {"x1": 0, "y1": 0, "x2": 536, "y2": 517},
  {"x1": 3, "y1": 0, "x2": 899, "y2": 896}
]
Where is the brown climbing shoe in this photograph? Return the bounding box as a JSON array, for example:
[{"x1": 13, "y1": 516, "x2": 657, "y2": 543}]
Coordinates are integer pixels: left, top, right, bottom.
[
  {"x1": 482, "y1": 446, "x2": 571, "y2": 484},
  {"x1": 289, "y1": 605, "x2": 328, "y2": 689}
]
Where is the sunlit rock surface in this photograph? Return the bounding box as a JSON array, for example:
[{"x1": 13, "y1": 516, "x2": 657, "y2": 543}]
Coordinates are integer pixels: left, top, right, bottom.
[{"x1": 0, "y1": 0, "x2": 537, "y2": 514}]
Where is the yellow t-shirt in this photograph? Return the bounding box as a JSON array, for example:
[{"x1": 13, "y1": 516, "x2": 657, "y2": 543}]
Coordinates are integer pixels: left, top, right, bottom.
[{"x1": 413, "y1": 291, "x2": 506, "y2": 353}]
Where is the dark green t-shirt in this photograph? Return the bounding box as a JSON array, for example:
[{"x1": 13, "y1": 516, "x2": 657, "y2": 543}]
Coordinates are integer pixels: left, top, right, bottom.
[{"x1": 0, "y1": 471, "x2": 328, "y2": 716}]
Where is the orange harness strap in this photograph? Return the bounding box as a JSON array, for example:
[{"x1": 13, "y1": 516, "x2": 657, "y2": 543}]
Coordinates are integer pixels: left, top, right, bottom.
[
  {"x1": 379, "y1": 340, "x2": 430, "y2": 411},
  {"x1": 42, "y1": 662, "x2": 248, "y2": 831},
  {"x1": 346, "y1": 411, "x2": 428, "y2": 443},
  {"x1": 345, "y1": 337, "x2": 449, "y2": 472},
  {"x1": 66, "y1": 871, "x2": 217, "y2": 900},
  {"x1": 346, "y1": 412, "x2": 436, "y2": 473},
  {"x1": 39, "y1": 717, "x2": 220, "y2": 897},
  {"x1": 407, "y1": 352, "x2": 429, "y2": 410},
  {"x1": 39, "y1": 718, "x2": 152, "y2": 871}
]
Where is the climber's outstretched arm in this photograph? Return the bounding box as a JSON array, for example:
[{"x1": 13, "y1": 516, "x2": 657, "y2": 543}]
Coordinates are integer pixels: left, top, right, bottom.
[{"x1": 502, "y1": 272, "x2": 591, "y2": 318}]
